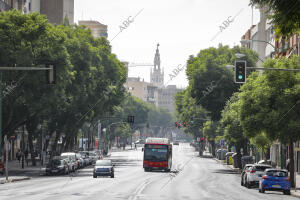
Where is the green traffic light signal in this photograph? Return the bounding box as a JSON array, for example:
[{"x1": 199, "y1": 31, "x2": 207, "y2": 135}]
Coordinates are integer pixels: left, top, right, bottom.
[{"x1": 235, "y1": 60, "x2": 246, "y2": 83}]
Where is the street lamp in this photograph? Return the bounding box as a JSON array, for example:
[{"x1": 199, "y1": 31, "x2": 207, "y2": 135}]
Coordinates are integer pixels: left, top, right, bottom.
[{"x1": 240, "y1": 39, "x2": 278, "y2": 57}]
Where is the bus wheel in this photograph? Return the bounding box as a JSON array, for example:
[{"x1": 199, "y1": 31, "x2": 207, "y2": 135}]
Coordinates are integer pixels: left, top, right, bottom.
[
  {"x1": 144, "y1": 168, "x2": 149, "y2": 172},
  {"x1": 165, "y1": 169, "x2": 171, "y2": 172}
]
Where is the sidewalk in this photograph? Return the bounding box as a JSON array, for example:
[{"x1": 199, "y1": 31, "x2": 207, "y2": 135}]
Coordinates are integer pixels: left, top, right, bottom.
[
  {"x1": 291, "y1": 174, "x2": 300, "y2": 197},
  {"x1": 0, "y1": 159, "x2": 45, "y2": 184}
]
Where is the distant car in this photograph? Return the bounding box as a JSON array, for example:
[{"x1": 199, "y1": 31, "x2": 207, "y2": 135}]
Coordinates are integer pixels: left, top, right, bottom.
[
  {"x1": 135, "y1": 139, "x2": 145, "y2": 144},
  {"x1": 245, "y1": 164, "x2": 272, "y2": 188},
  {"x1": 46, "y1": 159, "x2": 69, "y2": 175},
  {"x1": 241, "y1": 164, "x2": 254, "y2": 186},
  {"x1": 259, "y1": 169, "x2": 290, "y2": 195},
  {"x1": 93, "y1": 160, "x2": 114, "y2": 178},
  {"x1": 173, "y1": 141, "x2": 179, "y2": 145},
  {"x1": 88, "y1": 151, "x2": 98, "y2": 164},
  {"x1": 60, "y1": 152, "x2": 78, "y2": 171}
]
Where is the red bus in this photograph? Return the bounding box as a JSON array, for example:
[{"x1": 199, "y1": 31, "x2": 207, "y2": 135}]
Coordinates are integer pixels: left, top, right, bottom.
[{"x1": 143, "y1": 138, "x2": 172, "y2": 172}]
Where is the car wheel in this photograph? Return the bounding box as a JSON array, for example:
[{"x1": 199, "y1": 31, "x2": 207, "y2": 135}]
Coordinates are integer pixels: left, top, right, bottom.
[
  {"x1": 261, "y1": 188, "x2": 265, "y2": 193},
  {"x1": 245, "y1": 181, "x2": 250, "y2": 189},
  {"x1": 283, "y1": 190, "x2": 291, "y2": 195},
  {"x1": 93, "y1": 174, "x2": 97, "y2": 178}
]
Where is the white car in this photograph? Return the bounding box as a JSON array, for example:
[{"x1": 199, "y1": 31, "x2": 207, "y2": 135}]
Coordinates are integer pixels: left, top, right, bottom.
[
  {"x1": 245, "y1": 164, "x2": 271, "y2": 188},
  {"x1": 61, "y1": 152, "x2": 79, "y2": 171}
]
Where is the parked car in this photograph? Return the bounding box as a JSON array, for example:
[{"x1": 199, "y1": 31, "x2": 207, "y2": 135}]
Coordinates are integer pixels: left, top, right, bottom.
[
  {"x1": 88, "y1": 151, "x2": 98, "y2": 164},
  {"x1": 76, "y1": 153, "x2": 85, "y2": 168},
  {"x1": 60, "y1": 152, "x2": 78, "y2": 171},
  {"x1": 46, "y1": 159, "x2": 69, "y2": 175},
  {"x1": 259, "y1": 169, "x2": 290, "y2": 195},
  {"x1": 79, "y1": 151, "x2": 90, "y2": 166},
  {"x1": 241, "y1": 164, "x2": 254, "y2": 186},
  {"x1": 245, "y1": 164, "x2": 272, "y2": 188},
  {"x1": 93, "y1": 160, "x2": 114, "y2": 178},
  {"x1": 135, "y1": 139, "x2": 145, "y2": 144}
]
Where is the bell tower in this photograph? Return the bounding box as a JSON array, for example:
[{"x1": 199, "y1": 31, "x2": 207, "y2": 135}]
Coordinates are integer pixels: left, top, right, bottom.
[{"x1": 150, "y1": 43, "x2": 164, "y2": 87}]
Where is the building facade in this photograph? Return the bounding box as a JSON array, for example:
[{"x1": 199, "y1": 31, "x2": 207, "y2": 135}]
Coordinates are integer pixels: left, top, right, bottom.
[
  {"x1": 125, "y1": 44, "x2": 182, "y2": 114},
  {"x1": 78, "y1": 20, "x2": 108, "y2": 38},
  {"x1": 125, "y1": 77, "x2": 158, "y2": 104},
  {"x1": 40, "y1": 0, "x2": 74, "y2": 24}
]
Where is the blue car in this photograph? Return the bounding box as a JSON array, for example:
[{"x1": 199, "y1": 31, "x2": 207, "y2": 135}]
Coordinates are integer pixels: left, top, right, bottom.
[{"x1": 259, "y1": 168, "x2": 290, "y2": 195}]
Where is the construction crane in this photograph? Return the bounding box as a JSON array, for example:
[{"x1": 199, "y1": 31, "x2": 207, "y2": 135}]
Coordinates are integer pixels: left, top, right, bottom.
[{"x1": 128, "y1": 62, "x2": 154, "y2": 67}]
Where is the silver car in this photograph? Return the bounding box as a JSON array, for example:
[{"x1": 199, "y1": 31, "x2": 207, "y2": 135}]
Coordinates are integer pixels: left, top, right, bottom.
[{"x1": 93, "y1": 160, "x2": 115, "y2": 178}]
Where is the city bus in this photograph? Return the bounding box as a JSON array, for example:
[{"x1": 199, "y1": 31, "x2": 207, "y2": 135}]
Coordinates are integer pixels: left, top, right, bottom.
[{"x1": 142, "y1": 137, "x2": 172, "y2": 172}]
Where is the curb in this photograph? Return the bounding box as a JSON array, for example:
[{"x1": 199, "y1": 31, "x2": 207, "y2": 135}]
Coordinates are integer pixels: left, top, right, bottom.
[
  {"x1": 291, "y1": 191, "x2": 300, "y2": 198},
  {"x1": 0, "y1": 176, "x2": 31, "y2": 184},
  {"x1": 213, "y1": 158, "x2": 242, "y2": 173}
]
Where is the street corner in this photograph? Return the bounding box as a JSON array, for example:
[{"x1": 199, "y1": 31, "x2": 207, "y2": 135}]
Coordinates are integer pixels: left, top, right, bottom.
[
  {"x1": 0, "y1": 176, "x2": 31, "y2": 184},
  {"x1": 291, "y1": 190, "x2": 300, "y2": 198}
]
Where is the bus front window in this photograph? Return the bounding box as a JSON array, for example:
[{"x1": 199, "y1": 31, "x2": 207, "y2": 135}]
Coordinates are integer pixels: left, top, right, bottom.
[{"x1": 144, "y1": 148, "x2": 168, "y2": 161}]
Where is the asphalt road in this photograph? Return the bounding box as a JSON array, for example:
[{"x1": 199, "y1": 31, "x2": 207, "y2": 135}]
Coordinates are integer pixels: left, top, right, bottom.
[{"x1": 0, "y1": 143, "x2": 298, "y2": 200}]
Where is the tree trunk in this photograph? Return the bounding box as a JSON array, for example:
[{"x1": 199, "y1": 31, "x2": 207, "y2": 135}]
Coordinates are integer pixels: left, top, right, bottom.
[
  {"x1": 27, "y1": 130, "x2": 36, "y2": 166},
  {"x1": 236, "y1": 147, "x2": 242, "y2": 169},
  {"x1": 210, "y1": 141, "x2": 216, "y2": 157},
  {"x1": 50, "y1": 131, "x2": 61, "y2": 158},
  {"x1": 289, "y1": 141, "x2": 295, "y2": 188}
]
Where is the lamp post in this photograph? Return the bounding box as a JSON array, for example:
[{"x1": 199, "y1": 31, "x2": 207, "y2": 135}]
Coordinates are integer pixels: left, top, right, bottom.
[{"x1": 240, "y1": 39, "x2": 278, "y2": 58}]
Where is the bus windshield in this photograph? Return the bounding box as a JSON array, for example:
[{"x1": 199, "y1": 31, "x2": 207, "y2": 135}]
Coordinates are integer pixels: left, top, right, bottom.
[{"x1": 144, "y1": 145, "x2": 168, "y2": 161}]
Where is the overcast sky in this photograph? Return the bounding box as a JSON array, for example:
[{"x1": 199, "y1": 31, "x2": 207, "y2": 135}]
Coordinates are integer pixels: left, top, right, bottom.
[{"x1": 74, "y1": 0, "x2": 260, "y2": 88}]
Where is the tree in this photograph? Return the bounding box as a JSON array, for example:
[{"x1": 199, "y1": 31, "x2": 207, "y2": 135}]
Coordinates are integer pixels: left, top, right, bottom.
[
  {"x1": 250, "y1": 0, "x2": 300, "y2": 36},
  {"x1": 239, "y1": 56, "x2": 300, "y2": 186},
  {"x1": 186, "y1": 45, "x2": 258, "y2": 121},
  {"x1": 203, "y1": 121, "x2": 218, "y2": 157},
  {"x1": 220, "y1": 93, "x2": 249, "y2": 168}
]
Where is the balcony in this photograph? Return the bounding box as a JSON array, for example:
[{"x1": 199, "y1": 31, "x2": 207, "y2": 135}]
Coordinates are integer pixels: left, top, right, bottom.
[{"x1": 0, "y1": 0, "x2": 12, "y2": 11}]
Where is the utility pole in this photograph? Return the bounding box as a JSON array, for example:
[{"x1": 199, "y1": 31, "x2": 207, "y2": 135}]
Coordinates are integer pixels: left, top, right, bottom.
[
  {"x1": 4, "y1": 135, "x2": 8, "y2": 181},
  {"x1": 22, "y1": 125, "x2": 25, "y2": 169}
]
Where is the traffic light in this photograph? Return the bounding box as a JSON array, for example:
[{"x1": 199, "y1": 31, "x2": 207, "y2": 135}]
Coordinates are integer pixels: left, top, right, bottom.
[{"x1": 235, "y1": 60, "x2": 246, "y2": 83}]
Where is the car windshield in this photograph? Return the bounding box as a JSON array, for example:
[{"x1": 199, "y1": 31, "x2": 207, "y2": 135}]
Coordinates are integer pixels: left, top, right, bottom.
[
  {"x1": 254, "y1": 166, "x2": 271, "y2": 171},
  {"x1": 47, "y1": 160, "x2": 62, "y2": 167},
  {"x1": 96, "y1": 160, "x2": 112, "y2": 166},
  {"x1": 266, "y1": 171, "x2": 288, "y2": 177}
]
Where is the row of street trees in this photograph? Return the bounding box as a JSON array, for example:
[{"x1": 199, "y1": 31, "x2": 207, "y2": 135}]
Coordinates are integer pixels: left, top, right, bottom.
[
  {"x1": 1, "y1": 10, "x2": 174, "y2": 165},
  {"x1": 175, "y1": 44, "x2": 300, "y2": 186},
  {"x1": 1, "y1": 10, "x2": 127, "y2": 164}
]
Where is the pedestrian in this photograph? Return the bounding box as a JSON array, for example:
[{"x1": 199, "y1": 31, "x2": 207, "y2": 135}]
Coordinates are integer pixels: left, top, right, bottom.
[
  {"x1": 16, "y1": 149, "x2": 21, "y2": 163},
  {"x1": 134, "y1": 143, "x2": 137, "y2": 150}
]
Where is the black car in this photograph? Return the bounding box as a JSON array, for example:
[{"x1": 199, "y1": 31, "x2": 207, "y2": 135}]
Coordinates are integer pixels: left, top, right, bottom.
[
  {"x1": 93, "y1": 160, "x2": 114, "y2": 178},
  {"x1": 46, "y1": 159, "x2": 69, "y2": 175}
]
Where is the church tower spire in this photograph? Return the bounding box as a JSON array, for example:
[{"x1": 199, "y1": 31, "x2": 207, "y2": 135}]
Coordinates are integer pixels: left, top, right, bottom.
[
  {"x1": 154, "y1": 43, "x2": 160, "y2": 70},
  {"x1": 150, "y1": 43, "x2": 164, "y2": 87}
]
